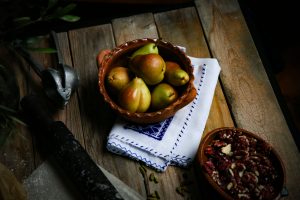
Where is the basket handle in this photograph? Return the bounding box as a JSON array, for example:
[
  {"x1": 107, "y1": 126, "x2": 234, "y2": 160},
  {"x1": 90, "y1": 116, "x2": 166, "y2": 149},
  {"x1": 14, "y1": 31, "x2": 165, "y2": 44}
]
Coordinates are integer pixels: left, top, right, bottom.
[{"x1": 96, "y1": 49, "x2": 111, "y2": 69}]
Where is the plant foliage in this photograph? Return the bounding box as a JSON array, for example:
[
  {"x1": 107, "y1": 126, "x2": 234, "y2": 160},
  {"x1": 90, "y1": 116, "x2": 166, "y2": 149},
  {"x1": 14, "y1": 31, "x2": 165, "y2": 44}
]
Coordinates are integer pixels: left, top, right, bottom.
[{"x1": 0, "y1": 0, "x2": 80, "y2": 146}]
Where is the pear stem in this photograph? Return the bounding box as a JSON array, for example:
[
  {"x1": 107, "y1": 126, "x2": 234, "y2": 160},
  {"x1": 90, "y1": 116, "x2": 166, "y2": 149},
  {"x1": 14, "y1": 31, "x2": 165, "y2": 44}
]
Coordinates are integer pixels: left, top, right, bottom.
[{"x1": 154, "y1": 37, "x2": 162, "y2": 48}]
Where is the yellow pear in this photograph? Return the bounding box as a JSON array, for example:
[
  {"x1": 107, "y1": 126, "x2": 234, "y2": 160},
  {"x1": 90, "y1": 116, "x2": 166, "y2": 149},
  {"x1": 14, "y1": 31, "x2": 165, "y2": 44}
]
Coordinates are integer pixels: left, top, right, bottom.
[
  {"x1": 106, "y1": 66, "x2": 133, "y2": 95},
  {"x1": 118, "y1": 77, "x2": 151, "y2": 113},
  {"x1": 165, "y1": 61, "x2": 189, "y2": 86},
  {"x1": 130, "y1": 54, "x2": 166, "y2": 85},
  {"x1": 130, "y1": 42, "x2": 159, "y2": 60},
  {"x1": 151, "y1": 83, "x2": 178, "y2": 111}
]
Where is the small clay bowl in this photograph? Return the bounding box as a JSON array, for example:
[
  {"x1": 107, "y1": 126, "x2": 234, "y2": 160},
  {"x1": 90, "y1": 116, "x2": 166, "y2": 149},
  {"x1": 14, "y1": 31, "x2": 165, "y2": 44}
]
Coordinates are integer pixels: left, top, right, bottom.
[
  {"x1": 197, "y1": 127, "x2": 287, "y2": 200},
  {"x1": 97, "y1": 38, "x2": 196, "y2": 124}
]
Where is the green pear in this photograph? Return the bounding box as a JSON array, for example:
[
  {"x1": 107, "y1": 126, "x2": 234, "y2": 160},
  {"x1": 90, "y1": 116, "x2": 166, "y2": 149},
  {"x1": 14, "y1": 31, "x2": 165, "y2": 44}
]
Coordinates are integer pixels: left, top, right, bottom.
[
  {"x1": 131, "y1": 43, "x2": 159, "y2": 60},
  {"x1": 106, "y1": 66, "x2": 133, "y2": 95},
  {"x1": 151, "y1": 83, "x2": 178, "y2": 111},
  {"x1": 130, "y1": 54, "x2": 166, "y2": 85},
  {"x1": 118, "y1": 77, "x2": 151, "y2": 113},
  {"x1": 165, "y1": 61, "x2": 189, "y2": 86}
]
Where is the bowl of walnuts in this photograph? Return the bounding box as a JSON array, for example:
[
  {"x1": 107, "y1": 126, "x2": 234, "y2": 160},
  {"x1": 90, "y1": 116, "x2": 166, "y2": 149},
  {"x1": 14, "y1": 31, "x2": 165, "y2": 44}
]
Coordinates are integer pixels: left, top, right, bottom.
[
  {"x1": 198, "y1": 127, "x2": 287, "y2": 200},
  {"x1": 97, "y1": 38, "x2": 196, "y2": 124}
]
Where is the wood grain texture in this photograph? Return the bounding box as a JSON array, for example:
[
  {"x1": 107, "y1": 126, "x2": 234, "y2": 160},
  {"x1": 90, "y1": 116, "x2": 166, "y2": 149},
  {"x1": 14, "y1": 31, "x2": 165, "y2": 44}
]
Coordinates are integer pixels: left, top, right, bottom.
[
  {"x1": 108, "y1": 8, "x2": 235, "y2": 199},
  {"x1": 67, "y1": 25, "x2": 146, "y2": 194},
  {"x1": 56, "y1": 32, "x2": 85, "y2": 146},
  {"x1": 68, "y1": 24, "x2": 116, "y2": 160},
  {"x1": 23, "y1": 36, "x2": 61, "y2": 168},
  {"x1": 0, "y1": 162, "x2": 27, "y2": 200},
  {"x1": 204, "y1": 82, "x2": 234, "y2": 132},
  {"x1": 155, "y1": 7, "x2": 209, "y2": 58},
  {"x1": 154, "y1": 7, "x2": 234, "y2": 132},
  {"x1": 112, "y1": 14, "x2": 166, "y2": 198},
  {"x1": 0, "y1": 47, "x2": 35, "y2": 181},
  {"x1": 154, "y1": 7, "x2": 234, "y2": 198},
  {"x1": 195, "y1": 0, "x2": 300, "y2": 198},
  {"x1": 1, "y1": 2, "x2": 296, "y2": 199},
  {"x1": 112, "y1": 13, "x2": 158, "y2": 45}
]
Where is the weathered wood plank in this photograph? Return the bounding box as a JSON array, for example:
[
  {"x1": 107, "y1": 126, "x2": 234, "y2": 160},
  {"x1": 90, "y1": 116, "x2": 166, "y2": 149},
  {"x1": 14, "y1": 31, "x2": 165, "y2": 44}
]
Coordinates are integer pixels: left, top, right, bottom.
[
  {"x1": 204, "y1": 82, "x2": 234, "y2": 132},
  {"x1": 68, "y1": 25, "x2": 116, "y2": 163},
  {"x1": 111, "y1": 8, "x2": 235, "y2": 198},
  {"x1": 0, "y1": 47, "x2": 35, "y2": 181},
  {"x1": 2, "y1": 2, "x2": 298, "y2": 199},
  {"x1": 155, "y1": 7, "x2": 208, "y2": 58},
  {"x1": 154, "y1": 6, "x2": 234, "y2": 198},
  {"x1": 14, "y1": 35, "x2": 66, "y2": 174},
  {"x1": 56, "y1": 32, "x2": 85, "y2": 146},
  {"x1": 68, "y1": 24, "x2": 152, "y2": 196},
  {"x1": 112, "y1": 13, "x2": 194, "y2": 199},
  {"x1": 68, "y1": 25, "x2": 145, "y2": 192},
  {"x1": 195, "y1": 0, "x2": 300, "y2": 198},
  {"x1": 31, "y1": 32, "x2": 85, "y2": 149},
  {"x1": 25, "y1": 36, "x2": 66, "y2": 168},
  {"x1": 112, "y1": 13, "x2": 158, "y2": 45},
  {"x1": 154, "y1": 7, "x2": 234, "y2": 131},
  {"x1": 112, "y1": 14, "x2": 163, "y2": 197}
]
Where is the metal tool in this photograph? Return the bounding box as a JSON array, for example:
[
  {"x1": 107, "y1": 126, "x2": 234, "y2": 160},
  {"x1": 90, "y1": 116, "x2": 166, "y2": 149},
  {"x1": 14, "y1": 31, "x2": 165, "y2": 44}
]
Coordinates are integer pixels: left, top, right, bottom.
[
  {"x1": 21, "y1": 95, "x2": 123, "y2": 200},
  {"x1": 15, "y1": 31, "x2": 79, "y2": 108},
  {"x1": 23, "y1": 160, "x2": 144, "y2": 200}
]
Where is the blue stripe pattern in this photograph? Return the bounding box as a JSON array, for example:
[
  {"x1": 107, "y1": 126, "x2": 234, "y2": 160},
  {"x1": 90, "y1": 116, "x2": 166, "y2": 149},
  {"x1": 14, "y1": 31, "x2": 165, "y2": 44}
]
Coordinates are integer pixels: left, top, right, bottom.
[{"x1": 107, "y1": 64, "x2": 207, "y2": 171}]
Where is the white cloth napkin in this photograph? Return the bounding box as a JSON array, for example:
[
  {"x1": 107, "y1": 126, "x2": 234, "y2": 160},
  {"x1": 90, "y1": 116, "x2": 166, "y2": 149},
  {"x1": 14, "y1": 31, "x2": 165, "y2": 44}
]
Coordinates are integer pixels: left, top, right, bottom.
[{"x1": 107, "y1": 56, "x2": 221, "y2": 171}]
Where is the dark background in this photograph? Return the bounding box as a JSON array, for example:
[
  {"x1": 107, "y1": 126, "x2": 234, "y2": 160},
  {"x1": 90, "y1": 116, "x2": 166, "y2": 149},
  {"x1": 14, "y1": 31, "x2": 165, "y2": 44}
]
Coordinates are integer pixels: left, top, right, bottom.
[
  {"x1": 1, "y1": 0, "x2": 299, "y2": 147},
  {"x1": 238, "y1": 0, "x2": 300, "y2": 147}
]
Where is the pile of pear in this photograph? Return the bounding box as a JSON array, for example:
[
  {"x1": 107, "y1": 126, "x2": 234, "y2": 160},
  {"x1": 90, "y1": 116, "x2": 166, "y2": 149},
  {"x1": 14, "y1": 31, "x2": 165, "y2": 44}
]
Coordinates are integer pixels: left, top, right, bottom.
[{"x1": 106, "y1": 42, "x2": 190, "y2": 113}]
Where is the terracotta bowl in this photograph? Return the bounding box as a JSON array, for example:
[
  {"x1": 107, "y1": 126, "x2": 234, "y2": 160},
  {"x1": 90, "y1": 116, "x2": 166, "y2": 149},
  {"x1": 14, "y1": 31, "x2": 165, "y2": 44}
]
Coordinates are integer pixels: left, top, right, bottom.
[
  {"x1": 97, "y1": 38, "x2": 196, "y2": 124},
  {"x1": 197, "y1": 127, "x2": 286, "y2": 200}
]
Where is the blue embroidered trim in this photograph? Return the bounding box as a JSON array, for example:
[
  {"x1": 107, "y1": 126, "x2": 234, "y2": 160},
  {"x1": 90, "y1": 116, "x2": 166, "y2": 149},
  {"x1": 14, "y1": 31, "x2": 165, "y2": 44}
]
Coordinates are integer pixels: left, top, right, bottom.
[
  {"x1": 169, "y1": 64, "x2": 206, "y2": 161},
  {"x1": 171, "y1": 156, "x2": 192, "y2": 166},
  {"x1": 107, "y1": 141, "x2": 169, "y2": 171},
  {"x1": 123, "y1": 116, "x2": 173, "y2": 141},
  {"x1": 109, "y1": 133, "x2": 171, "y2": 158},
  {"x1": 108, "y1": 64, "x2": 207, "y2": 170}
]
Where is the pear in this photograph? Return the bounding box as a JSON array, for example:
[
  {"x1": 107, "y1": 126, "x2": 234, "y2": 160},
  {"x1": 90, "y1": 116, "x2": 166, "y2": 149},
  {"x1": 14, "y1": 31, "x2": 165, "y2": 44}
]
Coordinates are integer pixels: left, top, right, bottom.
[
  {"x1": 151, "y1": 83, "x2": 178, "y2": 111},
  {"x1": 165, "y1": 61, "x2": 189, "y2": 86},
  {"x1": 118, "y1": 77, "x2": 151, "y2": 113},
  {"x1": 130, "y1": 54, "x2": 166, "y2": 85},
  {"x1": 106, "y1": 66, "x2": 133, "y2": 95},
  {"x1": 131, "y1": 43, "x2": 158, "y2": 60}
]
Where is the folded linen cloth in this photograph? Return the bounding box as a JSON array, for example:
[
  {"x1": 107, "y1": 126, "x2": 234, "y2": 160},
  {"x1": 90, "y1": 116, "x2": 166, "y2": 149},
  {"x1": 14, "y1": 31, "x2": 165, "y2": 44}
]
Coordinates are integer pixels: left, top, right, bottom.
[{"x1": 107, "y1": 56, "x2": 221, "y2": 171}]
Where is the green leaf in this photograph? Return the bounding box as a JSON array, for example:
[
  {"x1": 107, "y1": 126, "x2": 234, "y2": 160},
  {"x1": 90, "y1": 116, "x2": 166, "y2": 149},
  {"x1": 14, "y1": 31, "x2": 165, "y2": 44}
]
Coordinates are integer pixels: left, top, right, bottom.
[
  {"x1": 45, "y1": 3, "x2": 77, "y2": 20},
  {"x1": 61, "y1": 3, "x2": 77, "y2": 14},
  {"x1": 0, "y1": 105, "x2": 16, "y2": 113},
  {"x1": 0, "y1": 64, "x2": 5, "y2": 69},
  {"x1": 24, "y1": 37, "x2": 40, "y2": 47},
  {"x1": 8, "y1": 115, "x2": 27, "y2": 126},
  {"x1": 60, "y1": 15, "x2": 80, "y2": 22},
  {"x1": 28, "y1": 47, "x2": 57, "y2": 53},
  {"x1": 13, "y1": 17, "x2": 33, "y2": 28},
  {"x1": 13, "y1": 17, "x2": 31, "y2": 23}
]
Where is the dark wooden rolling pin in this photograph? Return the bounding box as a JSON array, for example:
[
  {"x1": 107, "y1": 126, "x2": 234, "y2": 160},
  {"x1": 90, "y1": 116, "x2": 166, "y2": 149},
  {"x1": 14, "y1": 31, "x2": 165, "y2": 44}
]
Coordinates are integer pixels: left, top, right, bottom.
[{"x1": 20, "y1": 95, "x2": 123, "y2": 200}]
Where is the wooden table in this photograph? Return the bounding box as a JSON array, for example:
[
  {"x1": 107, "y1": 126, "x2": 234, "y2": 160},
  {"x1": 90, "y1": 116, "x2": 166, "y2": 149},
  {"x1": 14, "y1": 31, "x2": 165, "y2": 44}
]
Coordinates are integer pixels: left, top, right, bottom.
[{"x1": 1, "y1": 0, "x2": 300, "y2": 199}]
